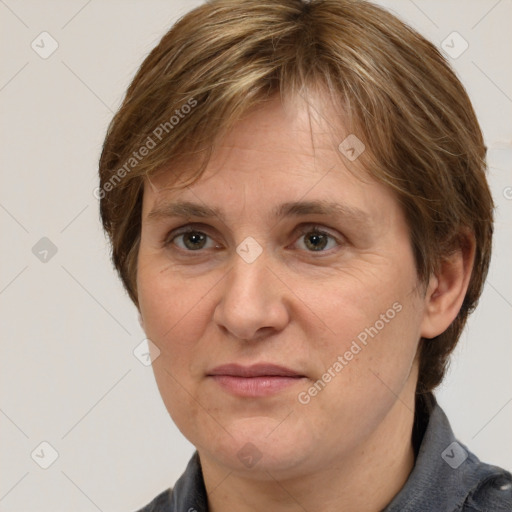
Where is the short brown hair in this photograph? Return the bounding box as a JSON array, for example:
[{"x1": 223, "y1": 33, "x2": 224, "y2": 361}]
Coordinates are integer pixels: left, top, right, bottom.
[{"x1": 98, "y1": 0, "x2": 493, "y2": 394}]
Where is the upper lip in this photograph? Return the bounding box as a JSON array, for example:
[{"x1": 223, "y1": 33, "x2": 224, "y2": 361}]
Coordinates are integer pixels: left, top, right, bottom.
[{"x1": 207, "y1": 363, "x2": 304, "y2": 378}]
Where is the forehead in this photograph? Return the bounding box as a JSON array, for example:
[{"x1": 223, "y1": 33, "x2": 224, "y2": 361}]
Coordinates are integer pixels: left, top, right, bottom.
[{"x1": 142, "y1": 93, "x2": 398, "y2": 226}]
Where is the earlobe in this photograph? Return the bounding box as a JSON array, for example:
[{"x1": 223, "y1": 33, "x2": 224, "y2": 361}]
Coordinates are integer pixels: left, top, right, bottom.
[{"x1": 420, "y1": 233, "x2": 475, "y2": 339}]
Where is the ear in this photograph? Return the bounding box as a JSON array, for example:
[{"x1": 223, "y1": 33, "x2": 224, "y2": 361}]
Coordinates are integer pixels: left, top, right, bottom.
[{"x1": 420, "y1": 232, "x2": 476, "y2": 339}]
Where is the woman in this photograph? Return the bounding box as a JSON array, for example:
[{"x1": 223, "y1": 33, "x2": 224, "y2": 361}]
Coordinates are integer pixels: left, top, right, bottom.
[{"x1": 98, "y1": 0, "x2": 512, "y2": 510}]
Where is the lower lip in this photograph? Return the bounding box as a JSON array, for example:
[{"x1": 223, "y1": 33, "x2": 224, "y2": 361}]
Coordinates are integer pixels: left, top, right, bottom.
[{"x1": 209, "y1": 375, "x2": 305, "y2": 397}]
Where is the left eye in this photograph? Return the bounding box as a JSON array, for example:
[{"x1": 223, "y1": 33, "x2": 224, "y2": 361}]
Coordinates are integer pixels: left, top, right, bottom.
[{"x1": 293, "y1": 227, "x2": 339, "y2": 252}]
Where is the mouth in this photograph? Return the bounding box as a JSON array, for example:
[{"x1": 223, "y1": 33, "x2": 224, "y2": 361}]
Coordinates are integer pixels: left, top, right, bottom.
[{"x1": 207, "y1": 363, "x2": 307, "y2": 397}]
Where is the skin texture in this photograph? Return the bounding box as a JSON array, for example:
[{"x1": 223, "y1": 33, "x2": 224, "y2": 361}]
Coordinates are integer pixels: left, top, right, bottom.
[{"x1": 136, "y1": 93, "x2": 474, "y2": 512}]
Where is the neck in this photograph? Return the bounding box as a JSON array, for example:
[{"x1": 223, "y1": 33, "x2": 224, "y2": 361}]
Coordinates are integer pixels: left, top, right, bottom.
[{"x1": 200, "y1": 385, "x2": 418, "y2": 512}]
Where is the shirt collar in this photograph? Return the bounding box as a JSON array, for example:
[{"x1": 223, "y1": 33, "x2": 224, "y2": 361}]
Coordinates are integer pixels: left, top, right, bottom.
[{"x1": 384, "y1": 394, "x2": 482, "y2": 511}]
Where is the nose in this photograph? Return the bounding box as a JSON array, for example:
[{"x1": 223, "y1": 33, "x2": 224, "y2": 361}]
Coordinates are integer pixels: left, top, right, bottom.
[{"x1": 213, "y1": 250, "x2": 290, "y2": 342}]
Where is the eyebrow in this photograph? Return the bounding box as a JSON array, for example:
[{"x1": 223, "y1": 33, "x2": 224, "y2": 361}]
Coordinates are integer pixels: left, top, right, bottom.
[{"x1": 147, "y1": 199, "x2": 370, "y2": 226}]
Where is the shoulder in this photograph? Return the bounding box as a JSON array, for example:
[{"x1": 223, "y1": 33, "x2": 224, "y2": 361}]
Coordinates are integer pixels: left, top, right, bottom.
[
  {"x1": 462, "y1": 463, "x2": 512, "y2": 511},
  {"x1": 133, "y1": 488, "x2": 173, "y2": 512}
]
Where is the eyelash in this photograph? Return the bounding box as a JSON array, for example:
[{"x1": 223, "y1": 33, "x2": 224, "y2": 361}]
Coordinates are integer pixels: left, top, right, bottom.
[{"x1": 163, "y1": 223, "x2": 343, "y2": 255}]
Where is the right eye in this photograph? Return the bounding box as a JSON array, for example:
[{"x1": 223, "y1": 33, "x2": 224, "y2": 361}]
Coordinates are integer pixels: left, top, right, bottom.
[{"x1": 164, "y1": 225, "x2": 220, "y2": 252}]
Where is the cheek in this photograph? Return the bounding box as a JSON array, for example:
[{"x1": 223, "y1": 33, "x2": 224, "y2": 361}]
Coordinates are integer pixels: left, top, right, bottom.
[
  {"x1": 137, "y1": 261, "x2": 216, "y2": 344},
  {"x1": 137, "y1": 266, "x2": 216, "y2": 440},
  {"x1": 300, "y1": 293, "x2": 422, "y2": 448},
  {"x1": 299, "y1": 260, "x2": 423, "y2": 393},
  {"x1": 297, "y1": 260, "x2": 418, "y2": 346}
]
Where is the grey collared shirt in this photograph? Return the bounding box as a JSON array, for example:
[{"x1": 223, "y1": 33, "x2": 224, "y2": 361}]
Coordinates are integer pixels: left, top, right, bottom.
[{"x1": 136, "y1": 395, "x2": 512, "y2": 511}]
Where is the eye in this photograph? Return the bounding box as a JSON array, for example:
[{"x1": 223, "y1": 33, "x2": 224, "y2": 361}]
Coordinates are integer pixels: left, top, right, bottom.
[
  {"x1": 163, "y1": 223, "x2": 342, "y2": 254},
  {"x1": 293, "y1": 225, "x2": 341, "y2": 252},
  {"x1": 166, "y1": 227, "x2": 219, "y2": 251}
]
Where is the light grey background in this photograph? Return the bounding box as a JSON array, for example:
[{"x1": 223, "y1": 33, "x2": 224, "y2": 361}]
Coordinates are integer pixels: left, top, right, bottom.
[{"x1": 0, "y1": 1, "x2": 511, "y2": 511}]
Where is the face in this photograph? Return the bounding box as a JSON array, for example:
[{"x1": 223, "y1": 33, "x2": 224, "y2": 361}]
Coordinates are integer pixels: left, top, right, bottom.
[{"x1": 137, "y1": 93, "x2": 429, "y2": 478}]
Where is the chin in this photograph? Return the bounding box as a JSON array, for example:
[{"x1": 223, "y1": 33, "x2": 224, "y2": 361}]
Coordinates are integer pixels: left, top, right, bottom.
[{"x1": 197, "y1": 415, "x2": 320, "y2": 477}]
